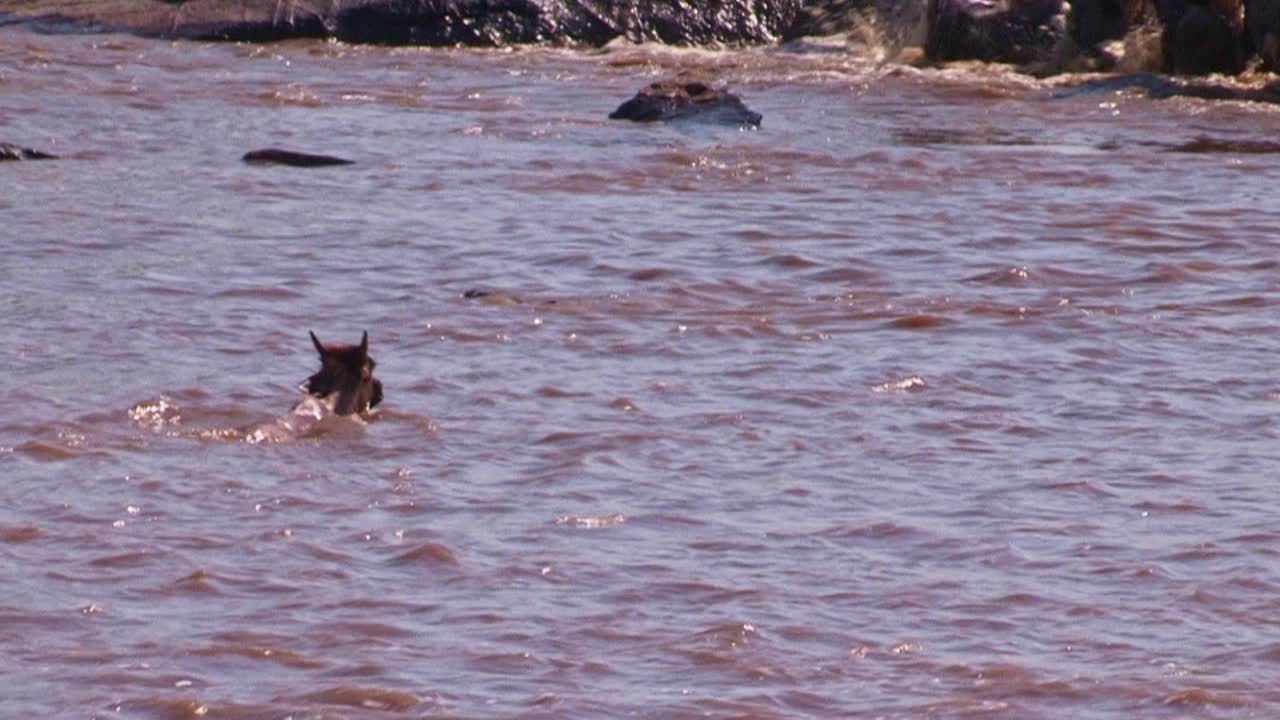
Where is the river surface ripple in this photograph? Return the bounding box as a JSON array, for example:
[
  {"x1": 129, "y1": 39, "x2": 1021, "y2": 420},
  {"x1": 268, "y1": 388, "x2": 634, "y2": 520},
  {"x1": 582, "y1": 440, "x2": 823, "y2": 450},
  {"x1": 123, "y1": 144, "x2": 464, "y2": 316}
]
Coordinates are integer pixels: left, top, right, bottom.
[{"x1": 3, "y1": 28, "x2": 1280, "y2": 720}]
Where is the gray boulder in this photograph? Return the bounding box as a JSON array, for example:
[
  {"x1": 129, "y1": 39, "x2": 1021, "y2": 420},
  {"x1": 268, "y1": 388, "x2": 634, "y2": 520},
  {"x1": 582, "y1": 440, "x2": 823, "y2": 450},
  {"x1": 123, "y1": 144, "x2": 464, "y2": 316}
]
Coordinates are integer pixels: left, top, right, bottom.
[{"x1": 609, "y1": 75, "x2": 762, "y2": 126}]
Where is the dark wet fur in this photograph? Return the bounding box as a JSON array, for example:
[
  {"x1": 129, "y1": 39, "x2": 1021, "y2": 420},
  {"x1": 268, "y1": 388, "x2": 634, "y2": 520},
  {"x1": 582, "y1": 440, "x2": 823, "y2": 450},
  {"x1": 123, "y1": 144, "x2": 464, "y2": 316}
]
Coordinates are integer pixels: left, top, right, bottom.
[{"x1": 304, "y1": 331, "x2": 383, "y2": 416}]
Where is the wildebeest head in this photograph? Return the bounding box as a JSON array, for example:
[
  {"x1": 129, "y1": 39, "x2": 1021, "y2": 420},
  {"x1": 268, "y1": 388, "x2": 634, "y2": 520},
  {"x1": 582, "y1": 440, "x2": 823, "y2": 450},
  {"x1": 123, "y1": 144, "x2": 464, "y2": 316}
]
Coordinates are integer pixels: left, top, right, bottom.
[{"x1": 303, "y1": 330, "x2": 383, "y2": 416}]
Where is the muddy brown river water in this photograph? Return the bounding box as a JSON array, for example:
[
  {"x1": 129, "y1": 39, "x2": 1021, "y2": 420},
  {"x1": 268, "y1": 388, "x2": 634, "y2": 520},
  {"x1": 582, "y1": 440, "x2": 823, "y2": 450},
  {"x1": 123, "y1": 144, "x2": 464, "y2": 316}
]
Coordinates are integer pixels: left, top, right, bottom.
[{"x1": 2, "y1": 24, "x2": 1280, "y2": 720}]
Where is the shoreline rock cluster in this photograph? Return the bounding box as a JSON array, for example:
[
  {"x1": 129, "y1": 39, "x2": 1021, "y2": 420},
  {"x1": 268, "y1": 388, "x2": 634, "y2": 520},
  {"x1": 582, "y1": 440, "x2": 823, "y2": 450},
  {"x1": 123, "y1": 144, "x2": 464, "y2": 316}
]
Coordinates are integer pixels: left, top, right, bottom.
[
  {"x1": 0, "y1": 0, "x2": 803, "y2": 46},
  {"x1": 924, "y1": 0, "x2": 1280, "y2": 74},
  {"x1": 3, "y1": 0, "x2": 1279, "y2": 75}
]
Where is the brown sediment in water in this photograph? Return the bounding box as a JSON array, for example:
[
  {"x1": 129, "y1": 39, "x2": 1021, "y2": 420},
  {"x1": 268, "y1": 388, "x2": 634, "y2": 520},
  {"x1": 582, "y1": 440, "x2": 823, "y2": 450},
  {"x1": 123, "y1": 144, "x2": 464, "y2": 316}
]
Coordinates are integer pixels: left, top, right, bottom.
[{"x1": 4, "y1": 25, "x2": 1280, "y2": 720}]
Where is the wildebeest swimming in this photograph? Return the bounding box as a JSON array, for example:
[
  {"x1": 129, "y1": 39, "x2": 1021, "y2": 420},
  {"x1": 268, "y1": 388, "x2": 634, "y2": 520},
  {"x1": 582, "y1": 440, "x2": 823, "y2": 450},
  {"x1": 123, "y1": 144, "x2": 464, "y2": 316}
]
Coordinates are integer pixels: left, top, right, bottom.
[
  {"x1": 244, "y1": 330, "x2": 383, "y2": 443},
  {"x1": 301, "y1": 330, "x2": 383, "y2": 417}
]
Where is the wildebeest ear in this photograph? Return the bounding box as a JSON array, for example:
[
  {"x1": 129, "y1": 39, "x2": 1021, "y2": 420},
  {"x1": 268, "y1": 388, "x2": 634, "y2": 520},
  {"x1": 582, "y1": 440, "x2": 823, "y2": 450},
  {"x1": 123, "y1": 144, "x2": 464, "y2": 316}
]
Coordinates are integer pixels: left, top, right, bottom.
[
  {"x1": 359, "y1": 331, "x2": 369, "y2": 357},
  {"x1": 310, "y1": 330, "x2": 326, "y2": 357}
]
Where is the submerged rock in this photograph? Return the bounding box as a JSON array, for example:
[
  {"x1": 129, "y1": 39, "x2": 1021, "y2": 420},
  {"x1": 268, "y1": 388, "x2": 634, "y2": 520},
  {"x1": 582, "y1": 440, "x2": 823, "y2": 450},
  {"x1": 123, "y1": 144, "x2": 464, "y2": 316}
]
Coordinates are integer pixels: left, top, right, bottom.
[
  {"x1": 0, "y1": 142, "x2": 56, "y2": 161},
  {"x1": 609, "y1": 76, "x2": 762, "y2": 127},
  {"x1": 462, "y1": 288, "x2": 526, "y2": 306},
  {"x1": 0, "y1": 0, "x2": 803, "y2": 46},
  {"x1": 242, "y1": 148, "x2": 354, "y2": 167},
  {"x1": 1169, "y1": 136, "x2": 1280, "y2": 153},
  {"x1": 1057, "y1": 72, "x2": 1280, "y2": 103}
]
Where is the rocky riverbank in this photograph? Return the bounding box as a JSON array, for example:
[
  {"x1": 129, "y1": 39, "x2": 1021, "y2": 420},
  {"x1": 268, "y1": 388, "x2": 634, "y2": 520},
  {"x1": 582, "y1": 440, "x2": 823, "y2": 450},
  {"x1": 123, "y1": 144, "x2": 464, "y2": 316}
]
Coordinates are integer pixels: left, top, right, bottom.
[
  {"x1": 2, "y1": 0, "x2": 1279, "y2": 76},
  {"x1": 0, "y1": 0, "x2": 804, "y2": 46}
]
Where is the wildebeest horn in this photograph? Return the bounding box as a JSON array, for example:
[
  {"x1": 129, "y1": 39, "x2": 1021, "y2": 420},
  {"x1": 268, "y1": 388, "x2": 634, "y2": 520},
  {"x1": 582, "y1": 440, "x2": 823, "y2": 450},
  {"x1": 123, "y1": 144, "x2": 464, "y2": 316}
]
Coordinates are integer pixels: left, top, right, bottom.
[
  {"x1": 310, "y1": 330, "x2": 326, "y2": 356},
  {"x1": 359, "y1": 331, "x2": 369, "y2": 356}
]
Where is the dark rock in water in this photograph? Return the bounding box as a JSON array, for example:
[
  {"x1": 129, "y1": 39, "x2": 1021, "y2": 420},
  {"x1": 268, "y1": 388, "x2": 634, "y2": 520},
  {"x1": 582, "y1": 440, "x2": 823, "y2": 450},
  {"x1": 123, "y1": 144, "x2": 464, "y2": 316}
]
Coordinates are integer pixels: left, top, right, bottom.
[
  {"x1": 0, "y1": 142, "x2": 57, "y2": 161},
  {"x1": 0, "y1": 0, "x2": 804, "y2": 46},
  {"x1": 242, "y1": 148, "x2": 354, "y2": 167},
  {"x1": 925, "y1": 0, "x2": 1069, "y2": 65},
  {"x1": 462, "y1": 288, "x2": 525, "y2": 305},
  {"x1": 610, "y1": 76, "x2": 762, "y2": 127}
]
